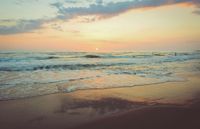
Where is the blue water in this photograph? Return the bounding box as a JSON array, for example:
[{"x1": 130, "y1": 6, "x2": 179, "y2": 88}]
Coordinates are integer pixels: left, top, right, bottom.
[{"x1": 0, "y1": 51, "x2": 200, "y2": 100}]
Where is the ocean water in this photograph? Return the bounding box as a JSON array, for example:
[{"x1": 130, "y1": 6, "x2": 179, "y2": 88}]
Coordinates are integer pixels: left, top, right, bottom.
[{"x1": 0, "y1": 51, "x2": 200, "y2": 100}]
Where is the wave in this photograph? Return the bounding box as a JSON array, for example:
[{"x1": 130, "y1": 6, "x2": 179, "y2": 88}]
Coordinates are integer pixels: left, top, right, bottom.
[
  {"x1": 0, "y1": 62, "x2": 135, "y2": 72},
  {"x1": 0, "y1": 56, "x2": 60, "y2": 62},
  {"x1": 82, "y1": 52, "x2": 197, "y2": 59},
  {"x1": 0, "y1": 52, "x2": 199, "y2": 72},
  {"x1": 1, "y1": 52, "x2": 198, "y2": 61}
]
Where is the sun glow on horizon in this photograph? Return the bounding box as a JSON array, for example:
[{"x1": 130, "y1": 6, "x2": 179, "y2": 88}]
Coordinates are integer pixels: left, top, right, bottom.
[{"x1": 95, "y1": 48, "x2": 99, "y2": 51}]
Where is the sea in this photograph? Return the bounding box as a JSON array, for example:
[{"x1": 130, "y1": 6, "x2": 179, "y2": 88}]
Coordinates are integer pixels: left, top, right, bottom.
[{"x1": 0, "y1": 51, "x2": 200, "y2": 100}]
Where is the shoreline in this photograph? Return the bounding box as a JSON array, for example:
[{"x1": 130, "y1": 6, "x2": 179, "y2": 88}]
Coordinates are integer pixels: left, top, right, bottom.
[
  {"x1": 0, "y1": 72, "x2": 199, "y2": 129},
  {"x1": 0, "y1": 79, "x2": 187, "y2": 102},
  {"x1": 0, "y1": 71, "x2": 192, "y2": 102}
]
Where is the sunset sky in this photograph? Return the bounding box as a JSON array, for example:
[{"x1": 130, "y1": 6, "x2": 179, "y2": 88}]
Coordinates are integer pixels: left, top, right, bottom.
[{"x1": 0, "y1": 0, "x2": 200, "y2": 52}]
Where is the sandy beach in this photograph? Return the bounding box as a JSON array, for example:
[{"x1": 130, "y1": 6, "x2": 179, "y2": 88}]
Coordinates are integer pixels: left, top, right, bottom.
[{"x1": 0, "y1": 72, "x2": 200, "y2": 129}]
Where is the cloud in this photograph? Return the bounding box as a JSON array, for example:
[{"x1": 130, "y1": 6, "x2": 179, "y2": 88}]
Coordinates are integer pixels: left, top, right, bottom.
[
  {"x1": 51, "y1": 0, "x2": 200, "y2": 20},
  {"x1": 0, "y1": 19, "x2": 44, "y2": 35},
  {"x1": 14, "y1": 0, "x2": 39, "y2": 5},
  {"x1": 50, "y1": 23, "x2": 64, "y2": 32},
  {"x1": 1, "y1": 0, "x2": 200, "y2": 35}
]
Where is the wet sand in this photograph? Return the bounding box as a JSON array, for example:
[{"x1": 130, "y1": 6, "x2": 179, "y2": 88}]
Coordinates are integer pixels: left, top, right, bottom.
[
  {"x1": 0, "y1": 72, "x2": 200, "y2": 129},
  {"x1": 71, "y1": 100, "x2": 200, "y2": 129}
]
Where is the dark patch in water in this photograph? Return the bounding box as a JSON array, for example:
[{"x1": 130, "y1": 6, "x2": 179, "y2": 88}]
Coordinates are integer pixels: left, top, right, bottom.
[
  {"x1": 84, "y1": 55, "x2": 101, "y2": 58},
  {"x1": 46, "y1": 56, "x2": 59, "y2": 59},
  {"x1": 54, "y1": 97, "x2": 148, "y2": 114}
]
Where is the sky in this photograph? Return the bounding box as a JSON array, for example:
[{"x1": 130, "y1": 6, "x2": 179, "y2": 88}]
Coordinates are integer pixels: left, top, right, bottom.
[{"x1": 0, "y1": 0, "x2": 200, "y2": 52}]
